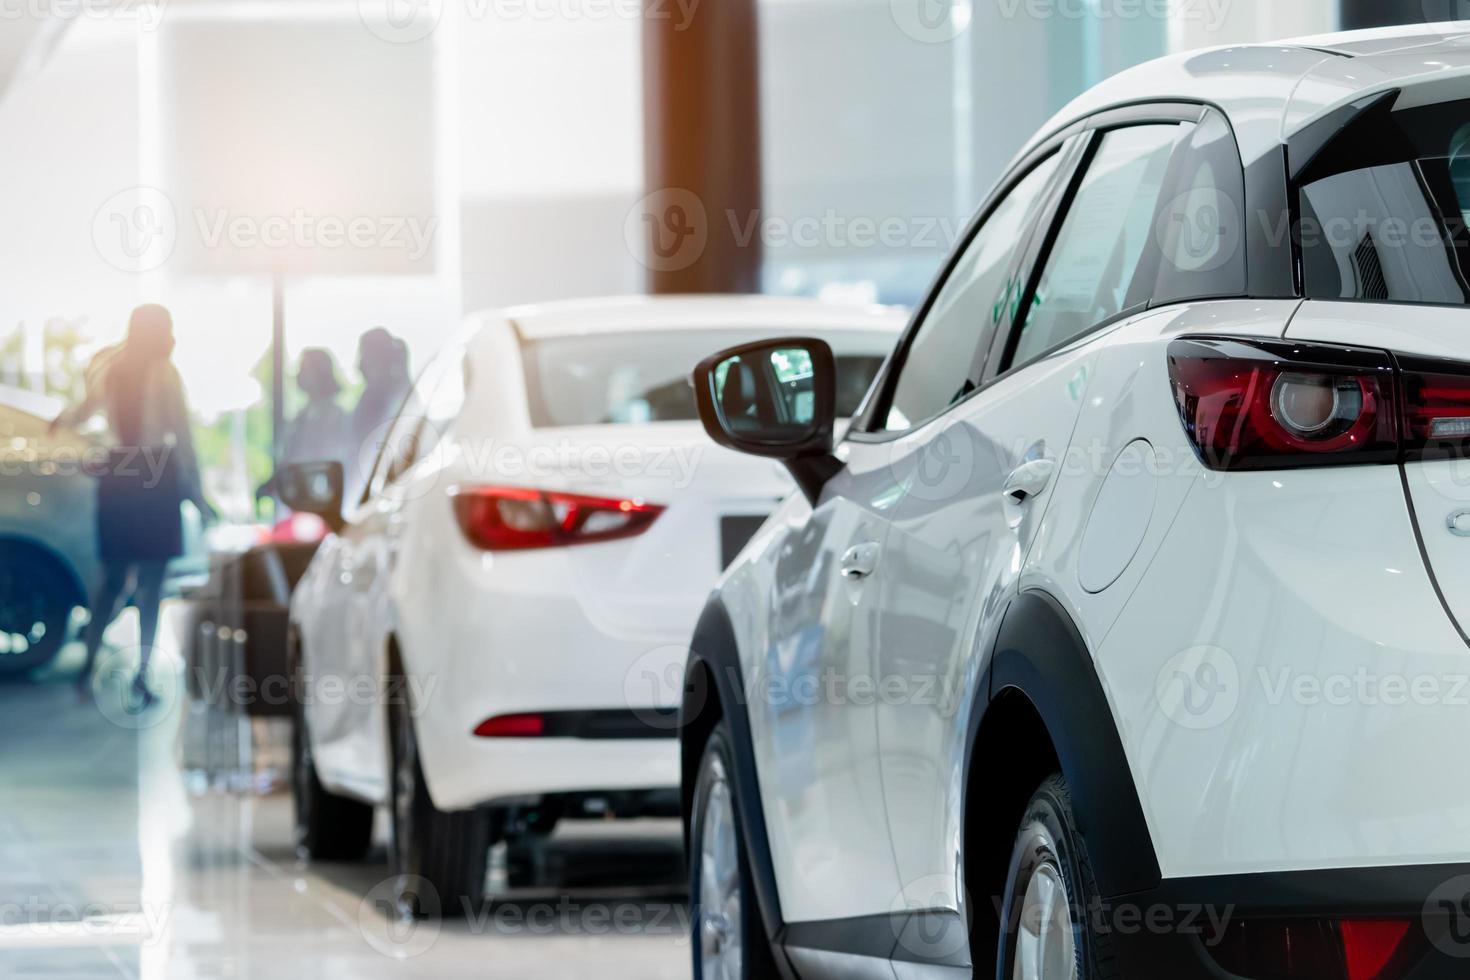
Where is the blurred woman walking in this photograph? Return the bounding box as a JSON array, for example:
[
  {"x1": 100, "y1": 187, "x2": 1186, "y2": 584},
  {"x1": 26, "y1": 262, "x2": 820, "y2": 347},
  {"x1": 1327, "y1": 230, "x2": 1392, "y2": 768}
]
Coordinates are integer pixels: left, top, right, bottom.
[{"x1": 53, "y1": 304, "x2": 214, "y2": 705}]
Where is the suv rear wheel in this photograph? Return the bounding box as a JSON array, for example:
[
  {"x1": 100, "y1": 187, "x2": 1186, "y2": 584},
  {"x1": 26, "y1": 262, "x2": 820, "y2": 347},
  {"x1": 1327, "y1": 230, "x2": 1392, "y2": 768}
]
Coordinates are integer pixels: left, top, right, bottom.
[
  {"x1": 689, "y1": 721, "x2": 778, "y2": 980},
  {"x1": 997, "y1": 773, "x2": 1118, "y2": 980}
]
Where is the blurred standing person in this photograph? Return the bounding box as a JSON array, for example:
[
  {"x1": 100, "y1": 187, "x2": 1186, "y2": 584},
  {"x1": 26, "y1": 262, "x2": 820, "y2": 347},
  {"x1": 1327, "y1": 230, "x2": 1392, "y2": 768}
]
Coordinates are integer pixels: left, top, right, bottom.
[
  {"x1": 282, "y1": 349, "x2": 350, "y2": 466},
  {"x1": 257, "y1": 349, "x2": 350, "y2": 502},
  {"x1": 53, "y1": 304, "x2": 215, "y2": 704},
  {"x1": 347, "y1": 327, "x2": 412, "y2": 500}
]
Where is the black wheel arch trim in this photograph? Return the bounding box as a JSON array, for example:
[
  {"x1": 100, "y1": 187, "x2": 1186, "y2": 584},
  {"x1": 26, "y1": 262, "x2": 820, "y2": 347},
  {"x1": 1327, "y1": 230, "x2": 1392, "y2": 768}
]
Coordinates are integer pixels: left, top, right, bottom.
[
  {"x1": 680, "y1": 595, "x2": 797, "y2": 977},
  {"x1": 975, "y1": 587, "x2": 1163, "y2": 899},
  {"x1": 680, "y1": 588, "x2": 1165, "y2": 974}
]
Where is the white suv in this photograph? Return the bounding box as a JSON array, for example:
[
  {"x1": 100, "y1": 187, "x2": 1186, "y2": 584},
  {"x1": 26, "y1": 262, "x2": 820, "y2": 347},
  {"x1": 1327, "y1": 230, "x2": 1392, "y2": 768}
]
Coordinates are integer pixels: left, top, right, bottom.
[
  {"x1": 281, "y1": 295, "x2": 901, "y2": 916},
  {"x1": 680, "y1": 25, "x2": 1470, "y2": 980}
]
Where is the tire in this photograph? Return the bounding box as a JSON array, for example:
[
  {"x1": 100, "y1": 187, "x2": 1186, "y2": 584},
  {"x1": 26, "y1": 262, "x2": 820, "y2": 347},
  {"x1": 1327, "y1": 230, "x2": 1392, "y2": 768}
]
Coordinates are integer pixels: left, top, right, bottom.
[
  {"x1": 291, "y1": 647, "x2": 374, "y2": 861},
  {"x1": 388, "y1": 691, "x2": 490, "y2": 919},
  {"x1": 996, "y1": 773, "x2": 1118, "y2": 980},
  {"x1": 689, "y1": 722, "x2": 780, "y2": 980},
  {"x1": 0, "y1": 542, "x2": 78, "y2": 679}
]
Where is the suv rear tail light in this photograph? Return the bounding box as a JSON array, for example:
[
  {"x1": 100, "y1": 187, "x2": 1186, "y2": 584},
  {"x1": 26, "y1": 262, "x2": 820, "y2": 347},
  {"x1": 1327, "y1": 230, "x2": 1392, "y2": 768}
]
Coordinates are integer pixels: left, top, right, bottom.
[
  {"x1": 450, "y1": 485, "x2": 664, "y2": 551},
  {"x1": 1205, "y1": 917, "x2": 1421, "y2": 980},
  {"x1": 1168, "y1": 338, "x2": 1400, "y2": 470},
  {"x1": 1397, "y1": 355, "x2": 1470, "y2": 461}
]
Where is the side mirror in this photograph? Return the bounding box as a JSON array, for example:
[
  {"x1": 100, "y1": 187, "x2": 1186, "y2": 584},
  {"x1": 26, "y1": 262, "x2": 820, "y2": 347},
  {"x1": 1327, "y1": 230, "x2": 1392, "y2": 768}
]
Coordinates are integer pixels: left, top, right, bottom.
[
  {"x1": 277, "y1": 461, "x2": 345, "y2": 532},
  {"x1": 693, "y1": 337, "x2": 842, "y2": 504}
]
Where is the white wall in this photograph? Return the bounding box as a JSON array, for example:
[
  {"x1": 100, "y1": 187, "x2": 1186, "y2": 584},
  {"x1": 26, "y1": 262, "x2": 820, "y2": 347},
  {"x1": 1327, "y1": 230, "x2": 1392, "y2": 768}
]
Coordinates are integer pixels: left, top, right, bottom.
[
  {"x1": 1169, "y1": 0, "x2": 1337, "y2": 51},
  {"x1": 457, "y1": 12, "x2": 644, "y2": 312},
  {"x1": 0, "y1": 21, "x2": 142, "y2": 389}
]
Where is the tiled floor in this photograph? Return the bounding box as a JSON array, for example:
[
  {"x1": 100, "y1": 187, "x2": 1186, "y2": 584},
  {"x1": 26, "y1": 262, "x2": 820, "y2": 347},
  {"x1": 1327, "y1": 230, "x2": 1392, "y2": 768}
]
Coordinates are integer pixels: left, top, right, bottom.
[{"x1": 1, "y1": 640, "x2": 690, "y2": 979}]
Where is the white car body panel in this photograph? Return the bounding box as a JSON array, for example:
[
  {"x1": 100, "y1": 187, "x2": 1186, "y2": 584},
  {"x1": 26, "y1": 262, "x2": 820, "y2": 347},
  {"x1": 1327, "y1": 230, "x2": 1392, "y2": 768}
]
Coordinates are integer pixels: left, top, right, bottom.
[
  {"x1": 872, "y1": 330, "x2": 1099, "y2": 913},
  {"x1": 1099, "y1": 462, "x2": 1470, "y2": 877},
  {"x1": 291, "y1": 296, "x2": 904, "y2": 812},
  {"x1": 1286, "y1": 300, "x2": 1470, "y2": 643}
]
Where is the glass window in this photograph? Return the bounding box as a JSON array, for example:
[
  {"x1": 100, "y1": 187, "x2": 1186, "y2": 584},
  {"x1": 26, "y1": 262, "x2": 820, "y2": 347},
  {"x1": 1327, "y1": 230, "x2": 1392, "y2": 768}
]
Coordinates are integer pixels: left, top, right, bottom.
[
  {"x1": 1298, "y1": 111, "x2": 1470, "y2": 305},
  {"x1": 881, "y1": 152, "x2": 1063, "y2": 432},
  {"x1": 1008, "y1": 124, "x2": 1184, "y2": 370},
  {"x1": 521, "y1": 329, "x2": 887, "y2": 427},
  {"x1": 1126, "y1": 109, "x2": 1247, "y2": 309},
  {"x1": 368, "y1": 345, "x2": 467, "y2": 495}
]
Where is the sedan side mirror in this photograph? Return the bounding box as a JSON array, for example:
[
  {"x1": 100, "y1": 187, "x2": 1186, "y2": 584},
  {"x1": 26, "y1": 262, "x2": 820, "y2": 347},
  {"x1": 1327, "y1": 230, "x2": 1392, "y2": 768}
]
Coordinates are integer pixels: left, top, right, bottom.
[
  {"x1": 693, "y1": 337, "x2": 843, "y2": 504},
  {"x1": 277, "y1": 460, "x2": 346, "y2": 532}
]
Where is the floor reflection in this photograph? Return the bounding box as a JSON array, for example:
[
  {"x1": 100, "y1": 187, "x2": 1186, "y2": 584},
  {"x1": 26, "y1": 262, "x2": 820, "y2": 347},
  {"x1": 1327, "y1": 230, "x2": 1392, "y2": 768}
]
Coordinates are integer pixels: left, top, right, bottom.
[{"x1": 1, "y1": 635, "x2": 690, "y2": 979}]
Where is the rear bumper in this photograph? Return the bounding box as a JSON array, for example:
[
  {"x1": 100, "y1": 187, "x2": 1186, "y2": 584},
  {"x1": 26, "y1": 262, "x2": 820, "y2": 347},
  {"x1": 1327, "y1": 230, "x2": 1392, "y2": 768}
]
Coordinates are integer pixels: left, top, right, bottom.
[
  {"x1": 776, "y1": 863, "x2": 1470, "y2": 979},
  {"x1": 1102, "y1": 863, "x2": 1470, "y2": 980},
  {"x1": 424, "y1": 729, "x2": 680, "y2": 811},
  {"x1": 397, "y1": 543, "x2": 697, "y2": 810}
]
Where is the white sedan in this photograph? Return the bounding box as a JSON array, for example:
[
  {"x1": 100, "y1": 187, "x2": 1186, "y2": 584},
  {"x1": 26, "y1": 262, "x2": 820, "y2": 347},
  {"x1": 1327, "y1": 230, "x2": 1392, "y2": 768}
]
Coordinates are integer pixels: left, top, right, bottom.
[{"x1": 282, "y1": 294, "x2": 902, "y2": 916}]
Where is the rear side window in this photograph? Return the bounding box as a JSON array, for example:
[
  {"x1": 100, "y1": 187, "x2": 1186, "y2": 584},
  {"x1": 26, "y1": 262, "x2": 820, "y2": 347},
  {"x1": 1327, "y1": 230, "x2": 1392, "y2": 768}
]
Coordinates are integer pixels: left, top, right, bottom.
[
  {"x1": 1006, "y1": 123, "x2": 1184, "y2": 369},
  {"x1": 1127, "y1": 108, "x2": 1247, "y2": 309}
]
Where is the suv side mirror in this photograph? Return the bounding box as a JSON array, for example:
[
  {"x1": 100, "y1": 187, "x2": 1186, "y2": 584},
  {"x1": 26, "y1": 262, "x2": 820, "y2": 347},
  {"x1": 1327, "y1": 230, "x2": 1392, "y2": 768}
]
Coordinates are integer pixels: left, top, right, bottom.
[
  {"x1": 277, "y1": 461, "x2": 346, "y2": 532},
  {"x1": 693, "y1": 337, "x2": 842, "y2": 503}
]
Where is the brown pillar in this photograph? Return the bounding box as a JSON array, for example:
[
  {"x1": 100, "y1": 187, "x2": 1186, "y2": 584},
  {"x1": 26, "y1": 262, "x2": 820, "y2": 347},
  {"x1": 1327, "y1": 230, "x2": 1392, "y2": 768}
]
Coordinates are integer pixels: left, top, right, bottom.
[{"x1": 640, "y1": 0, "x2": 762, "y2": 294}]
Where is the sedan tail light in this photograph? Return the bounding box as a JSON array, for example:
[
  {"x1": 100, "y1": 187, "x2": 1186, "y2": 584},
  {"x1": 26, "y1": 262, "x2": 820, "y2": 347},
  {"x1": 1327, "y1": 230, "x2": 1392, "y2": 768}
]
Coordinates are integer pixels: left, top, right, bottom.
[
  {"x1": 472, "y1": 713, "x2": 545, "y2": 737},
  {"x1": 450, "y1": 485, "x2": 664, "y2": 551}
]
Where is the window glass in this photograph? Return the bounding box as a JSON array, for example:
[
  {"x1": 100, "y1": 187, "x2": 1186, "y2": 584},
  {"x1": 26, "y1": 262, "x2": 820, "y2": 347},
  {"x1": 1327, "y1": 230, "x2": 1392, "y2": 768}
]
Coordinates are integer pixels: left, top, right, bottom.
[
  {"x1": 1126, "y1": 109, "x2": 1247, "y2": 308},
  {"x1": 368, "y1": 345, "x2": 466, "y2": 495},
  {"x1": 1008, "y1": 124, "x2": 1183, "y2": 369},
  {"x1": 881, "y1": 151, "x2": 1063, "y2": 432},
  {"x1": 522, "y1": 330, "x2": 887, "y2": 427},
  {"x1": 1299, "y1": 134, "x2": 1470, "y2": 304},
  {"x1": 1296, "y1": 101, "x2": 1470, "y2": 306}
]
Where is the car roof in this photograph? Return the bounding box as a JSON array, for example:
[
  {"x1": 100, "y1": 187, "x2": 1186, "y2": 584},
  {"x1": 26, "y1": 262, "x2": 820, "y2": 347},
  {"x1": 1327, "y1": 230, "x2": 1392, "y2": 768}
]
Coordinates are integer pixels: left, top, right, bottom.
[
  {"x1": 1015, "y1": 22, "x2": 1470, "y2": 169},
  {"x1": 490, "y1": 294, "x2": 908, "y2": 341}
]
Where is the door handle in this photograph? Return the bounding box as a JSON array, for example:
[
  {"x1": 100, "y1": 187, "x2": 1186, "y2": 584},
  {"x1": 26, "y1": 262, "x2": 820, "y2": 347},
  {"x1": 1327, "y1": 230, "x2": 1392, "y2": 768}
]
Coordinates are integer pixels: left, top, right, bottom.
[
  {"x1": 1003, "y1": 458, "x2": 1057, "y2": 503},
  {"x1": 840, "y1": 542, "x2": 882, "y2": 580}
]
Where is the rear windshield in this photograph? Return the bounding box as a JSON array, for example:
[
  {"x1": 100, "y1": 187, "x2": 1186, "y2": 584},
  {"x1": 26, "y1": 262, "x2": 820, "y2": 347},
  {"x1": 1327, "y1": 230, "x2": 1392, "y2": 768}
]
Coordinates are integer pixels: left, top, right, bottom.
[
  {"x1": 521, "y1": 329, "x2": 888, "y2": 427},
  {"x1": 1298, "y1": 98, "x2": 1470, "y2": 305}
]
